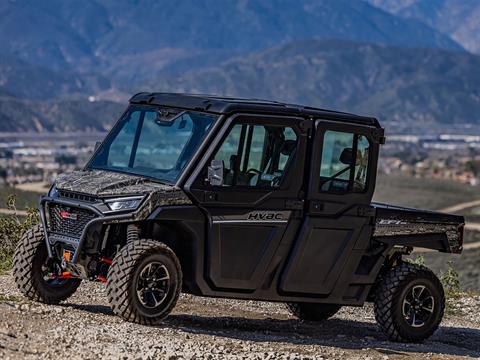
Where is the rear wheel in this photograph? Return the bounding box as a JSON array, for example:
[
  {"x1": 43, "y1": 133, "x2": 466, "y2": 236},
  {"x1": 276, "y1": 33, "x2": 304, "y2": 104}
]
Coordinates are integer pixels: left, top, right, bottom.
[
  {"x1": 374, "y1": 262, "x2": 445, "y2": 342},
  {"x1": 287, "y1": 302, "x2": 342, "y2": 321},
  {"x1": 13, "y1": 225, "x2": 81, "y2": 304},
  {"x1": 107, "y1": 239, "x2": 182, "y2": 325}
]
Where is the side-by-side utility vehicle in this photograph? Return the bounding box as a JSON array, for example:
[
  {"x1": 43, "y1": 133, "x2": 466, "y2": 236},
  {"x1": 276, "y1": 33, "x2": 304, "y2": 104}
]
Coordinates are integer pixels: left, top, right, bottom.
[{"x1": 13, "y1": 93, "x2": 464, "y2": 342}]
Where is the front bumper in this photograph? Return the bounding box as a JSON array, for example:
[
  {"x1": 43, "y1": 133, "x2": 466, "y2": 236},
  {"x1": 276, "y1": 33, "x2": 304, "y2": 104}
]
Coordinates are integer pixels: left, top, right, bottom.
[{"x1": 39, "y1": 195, "x2": 134, "y2": 263}]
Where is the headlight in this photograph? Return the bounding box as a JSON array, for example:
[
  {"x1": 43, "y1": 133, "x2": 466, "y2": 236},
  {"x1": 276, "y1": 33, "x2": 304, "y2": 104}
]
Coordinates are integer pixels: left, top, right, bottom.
[{"x1": 105, "y1": 196, "x2": 144, "y2": 212}]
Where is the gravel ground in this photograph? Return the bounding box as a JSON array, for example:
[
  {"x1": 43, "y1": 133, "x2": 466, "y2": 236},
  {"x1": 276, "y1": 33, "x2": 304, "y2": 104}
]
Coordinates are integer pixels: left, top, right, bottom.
[{"x1": 0, "y1": 274, "x2": 479, "y2": 360}]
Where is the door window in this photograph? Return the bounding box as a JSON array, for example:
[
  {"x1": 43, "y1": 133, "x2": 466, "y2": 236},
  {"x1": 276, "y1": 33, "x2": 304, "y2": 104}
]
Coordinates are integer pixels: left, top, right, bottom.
[
  {"x1": 212, "y1": 123, "x2": 298, "y2": 188},
  {"x1": 319, "y1": 130, "x2": 370, "y2": 193}
]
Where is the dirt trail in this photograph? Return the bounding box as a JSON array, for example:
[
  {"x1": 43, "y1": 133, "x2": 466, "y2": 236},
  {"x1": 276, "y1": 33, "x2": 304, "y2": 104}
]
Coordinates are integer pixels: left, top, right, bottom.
[
  {"x1": 0, "y1": 274, "x2": 479, "y2": 359},
  {"x1": 14, "y1": 182, "x2": 49, "y2": 194},
  {"x1": 0, "y1": 208, "x2": 28, "y2": 216},
  {"x1": 440, "y1": 199, "x2": 480, "y2": 214}
]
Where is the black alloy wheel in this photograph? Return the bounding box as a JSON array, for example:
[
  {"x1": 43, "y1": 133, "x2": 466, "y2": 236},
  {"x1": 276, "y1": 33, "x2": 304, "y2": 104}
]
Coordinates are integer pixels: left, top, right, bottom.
[
  {"x1": 136, "y1": 261, "x2": 171, "y2": 309},
  {"x1": 374, "y1": 262, "x2": 445, "y2": 342},
  {"x1": 401, "y1": 284, "x2": 435, "y2": 328},
  {"x1": 107, "y1": 239, "x2": 182, "y2": 325}
]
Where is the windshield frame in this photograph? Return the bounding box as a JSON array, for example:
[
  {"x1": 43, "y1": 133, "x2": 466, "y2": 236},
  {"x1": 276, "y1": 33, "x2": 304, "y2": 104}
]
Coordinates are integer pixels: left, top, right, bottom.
[{"x1": 85, "y1": 104, "x2": 219, "y2": 185}]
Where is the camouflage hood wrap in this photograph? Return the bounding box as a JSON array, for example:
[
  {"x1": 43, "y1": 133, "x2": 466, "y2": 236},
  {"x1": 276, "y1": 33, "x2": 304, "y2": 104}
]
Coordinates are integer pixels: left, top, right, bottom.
[{"x1": 55, "y1": 170, "x2": 192, "y2": 220}]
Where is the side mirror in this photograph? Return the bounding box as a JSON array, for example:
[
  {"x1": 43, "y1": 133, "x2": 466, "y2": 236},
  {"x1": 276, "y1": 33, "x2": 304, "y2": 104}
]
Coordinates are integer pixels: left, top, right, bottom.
[
  {"x1": 207, "y1": 159, "x2": 224, "y2": 186},
  {"x1": 339, "y1": 148, "x2": 354, "y2": 165},
  {"x1": 94, "y1": 141, "x2": 102, "y2": 152}
]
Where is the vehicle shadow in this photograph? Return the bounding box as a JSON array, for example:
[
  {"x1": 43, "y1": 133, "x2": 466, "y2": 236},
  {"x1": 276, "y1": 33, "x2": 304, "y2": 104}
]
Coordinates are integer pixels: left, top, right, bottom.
[
  {"x1": 63, "y1": 303, "x2": 114, "y2": 315},
  {"x1": 162, "y1": 314, "x2": 480, "y2": 358}
]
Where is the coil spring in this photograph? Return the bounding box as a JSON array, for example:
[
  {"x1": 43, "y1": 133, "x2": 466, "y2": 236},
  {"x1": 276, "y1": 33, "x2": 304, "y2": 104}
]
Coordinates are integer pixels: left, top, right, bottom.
[{"x1": 126, "y1": 224, "x2": 140, "y2": 243}]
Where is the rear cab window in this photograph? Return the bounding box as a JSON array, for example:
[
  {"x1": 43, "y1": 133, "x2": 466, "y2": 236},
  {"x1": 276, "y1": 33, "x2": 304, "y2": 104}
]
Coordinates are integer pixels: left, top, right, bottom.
[{"x1": 319, "y1": 130, "x2": 370, "y2": 193}]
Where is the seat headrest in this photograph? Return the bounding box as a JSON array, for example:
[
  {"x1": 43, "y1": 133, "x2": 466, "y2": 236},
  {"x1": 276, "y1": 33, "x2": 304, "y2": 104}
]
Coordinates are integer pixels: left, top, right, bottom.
[{"x1": 280, "y1": 140, "x2": 296, "y2": 156}]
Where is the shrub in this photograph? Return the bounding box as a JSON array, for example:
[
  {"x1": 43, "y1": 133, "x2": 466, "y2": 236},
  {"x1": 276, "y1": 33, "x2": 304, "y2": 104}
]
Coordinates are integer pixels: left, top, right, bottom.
[
  {"x1": 406, "y1": 254, "x2": 425, "y2": 266},
  {"x1": 0, "y1": 194, "x2": 39, "y2": 272},
  {"x1": 440, "y1": 261, "x2": 461, "y2": 299}
]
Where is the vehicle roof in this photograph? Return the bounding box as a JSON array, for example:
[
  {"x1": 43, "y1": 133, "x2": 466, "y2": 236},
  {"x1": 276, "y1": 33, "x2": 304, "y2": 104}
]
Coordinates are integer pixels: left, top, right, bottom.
[{"x1": 129, "y1": 92, "x2": 381, "y2": 128}]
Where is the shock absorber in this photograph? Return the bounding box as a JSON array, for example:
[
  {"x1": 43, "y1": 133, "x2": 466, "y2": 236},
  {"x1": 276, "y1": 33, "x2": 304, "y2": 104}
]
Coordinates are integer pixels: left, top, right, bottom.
[{"x1": 127, "y1": 224, "x2": 140, "y2": 243}]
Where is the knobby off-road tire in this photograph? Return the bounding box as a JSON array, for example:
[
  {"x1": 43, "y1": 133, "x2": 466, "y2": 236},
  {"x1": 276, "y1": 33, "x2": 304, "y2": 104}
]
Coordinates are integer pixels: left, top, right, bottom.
[
  {"x1": 107, "y1": 239, "x2": 182, "y2": 325},
  {"x1": 13, "y1": 225, "x2": 81, "y2": 304},
  {"x1": 287, "y1": 302, "x2": 342, "y2": 321},
  {"x1": 374, "y1": 262, "x2": 445, "y2": 343}
]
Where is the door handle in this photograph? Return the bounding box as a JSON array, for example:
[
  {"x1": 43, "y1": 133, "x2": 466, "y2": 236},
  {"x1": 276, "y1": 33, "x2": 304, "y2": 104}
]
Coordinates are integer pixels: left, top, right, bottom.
[{"x1": 309, "y1": 201, "x2": 324, "y2": 212}]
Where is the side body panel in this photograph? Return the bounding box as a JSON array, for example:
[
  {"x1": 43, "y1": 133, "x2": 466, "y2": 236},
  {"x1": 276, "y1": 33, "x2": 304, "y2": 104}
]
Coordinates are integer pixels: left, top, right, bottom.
[
  {"x1": 176, "y1": 113, "x2": 384, "y2": 305},
  {"x1": 185, "y1": 114, "x2": 308, "y2": 294},
  {"x1": 279, "y1": 120, "x2": 383, "y2": 303},
  {"x1": 279, "y1": 216, "x2": 368, "y2": 295}
]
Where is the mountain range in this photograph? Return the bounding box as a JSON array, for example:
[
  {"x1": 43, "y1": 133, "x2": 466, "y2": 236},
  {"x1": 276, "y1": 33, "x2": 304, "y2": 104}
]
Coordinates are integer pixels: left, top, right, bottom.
[
  {"x1": 154, "y1": 40, "x2": 480, "y2": 129},
  {"x1": 0, "y1": 0, "x2": 479, "y2": 133},
  {"x1": 367, "y1": 0, "x2": 480, "y2": 54},
  {"x1": 0, "y1": 0, "x2": 463, "y2": 73}
]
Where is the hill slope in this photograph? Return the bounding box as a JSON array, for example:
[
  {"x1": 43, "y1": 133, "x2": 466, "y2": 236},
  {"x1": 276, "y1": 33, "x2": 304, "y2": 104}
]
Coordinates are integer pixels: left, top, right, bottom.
[
  {"x1": 367, "y1": 0, "x2": 480, "y2": 54},
  {"x1": 0, "y1": 96, "x2": 123, "y2": 133},
  {"x1": 152, "y1": 40, "x2": 480, "y2": 130},
  {"x1": 0, "y1": 55, "x2": 110, "y2": 100},
  {"x1": 2, "y1": 39, "x2": 480, "y2": 133},
  {"x1": 0, "y1": 1, "x2": 478, "y2": 133},
  {"x1": 0, "y1": 0, "x2": 463, "y2": 75}
]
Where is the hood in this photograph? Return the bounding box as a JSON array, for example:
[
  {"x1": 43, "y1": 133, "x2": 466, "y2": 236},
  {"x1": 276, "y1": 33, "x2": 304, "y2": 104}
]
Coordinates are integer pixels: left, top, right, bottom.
[
  {"x1": 54, "y1": 170, "x2": 192, "y2": 220},
  {"x1": 55, "y1": 170, "x2": 179, "y2": 197}
]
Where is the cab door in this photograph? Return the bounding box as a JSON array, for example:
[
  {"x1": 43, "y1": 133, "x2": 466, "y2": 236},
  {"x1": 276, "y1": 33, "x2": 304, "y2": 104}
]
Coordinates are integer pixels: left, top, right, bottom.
[
  {"x1": 186, "y1": 114, "x2": 309, "y2": 292},
  {"x1": 280, "y1": 120, "x2": 381, "y2": 297}
]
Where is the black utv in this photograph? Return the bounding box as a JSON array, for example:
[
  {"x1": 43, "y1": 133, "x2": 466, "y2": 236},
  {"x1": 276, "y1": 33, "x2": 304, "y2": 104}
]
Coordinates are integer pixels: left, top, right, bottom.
[{"x1": 13, "y1": 93, "x2": 464, "y2": 342}]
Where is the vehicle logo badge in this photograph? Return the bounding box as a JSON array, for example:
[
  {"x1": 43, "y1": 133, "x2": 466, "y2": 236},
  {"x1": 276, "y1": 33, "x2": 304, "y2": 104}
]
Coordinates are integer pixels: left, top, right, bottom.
[{"x1": 60, "y1": 211, "x2": 78, "y2": 220}]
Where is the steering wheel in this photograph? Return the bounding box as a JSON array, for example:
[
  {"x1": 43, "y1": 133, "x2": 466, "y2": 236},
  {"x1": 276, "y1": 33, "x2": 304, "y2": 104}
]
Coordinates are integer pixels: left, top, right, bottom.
[
  {"x1": 246, "y1": 168, "x2": 262, "y2": 175},
  {"x1": 322, "y1": 166, "x2": 350, "y2": 184}
]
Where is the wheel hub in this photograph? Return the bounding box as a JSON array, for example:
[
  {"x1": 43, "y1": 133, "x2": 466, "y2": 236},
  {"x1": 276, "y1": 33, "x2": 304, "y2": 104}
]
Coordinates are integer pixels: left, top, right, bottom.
[
  {"x1": 136, "y1": 262, "x2": 170, "y2": 309},
  {"x1": 402, "y1": 285, "x2": 435, "y2": 328}
]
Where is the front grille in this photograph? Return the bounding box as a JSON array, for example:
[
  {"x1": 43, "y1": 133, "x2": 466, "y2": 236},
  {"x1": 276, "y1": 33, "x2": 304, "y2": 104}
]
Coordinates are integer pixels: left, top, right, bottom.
[
  {"x1": 48, "y1": 204, "x2": 97, "y2": 239},
  {"x1": 58, "y1": 190, "x2": 97, "y2": 203}
]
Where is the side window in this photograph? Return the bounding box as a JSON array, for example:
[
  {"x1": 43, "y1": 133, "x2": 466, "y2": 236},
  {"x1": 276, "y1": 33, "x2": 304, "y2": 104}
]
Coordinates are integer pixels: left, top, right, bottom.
[
  {"x1": 212, "y1": 123, "x2": 298, "y2": 188},
  {"x1": 319, "y1": 130, "x2": 370, "y2": 193}
]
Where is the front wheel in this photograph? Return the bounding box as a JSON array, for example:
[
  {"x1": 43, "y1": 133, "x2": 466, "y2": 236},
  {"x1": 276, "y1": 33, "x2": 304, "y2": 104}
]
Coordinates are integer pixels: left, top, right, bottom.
[
  {"x1": 106, "y1": 239, "x2": 182, "y2": 325},
  {"x1": 13, "y1": 225, "x2": 81, "y2": 304},
  {"x1": 374, "y1": 262, "x2": 445, "y2": 342}
]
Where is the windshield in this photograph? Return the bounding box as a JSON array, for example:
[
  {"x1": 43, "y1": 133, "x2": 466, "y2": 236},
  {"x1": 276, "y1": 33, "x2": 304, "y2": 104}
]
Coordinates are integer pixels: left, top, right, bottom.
[{"x1": 88, "y1": 106, "x2": 217, "y2": 183}]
